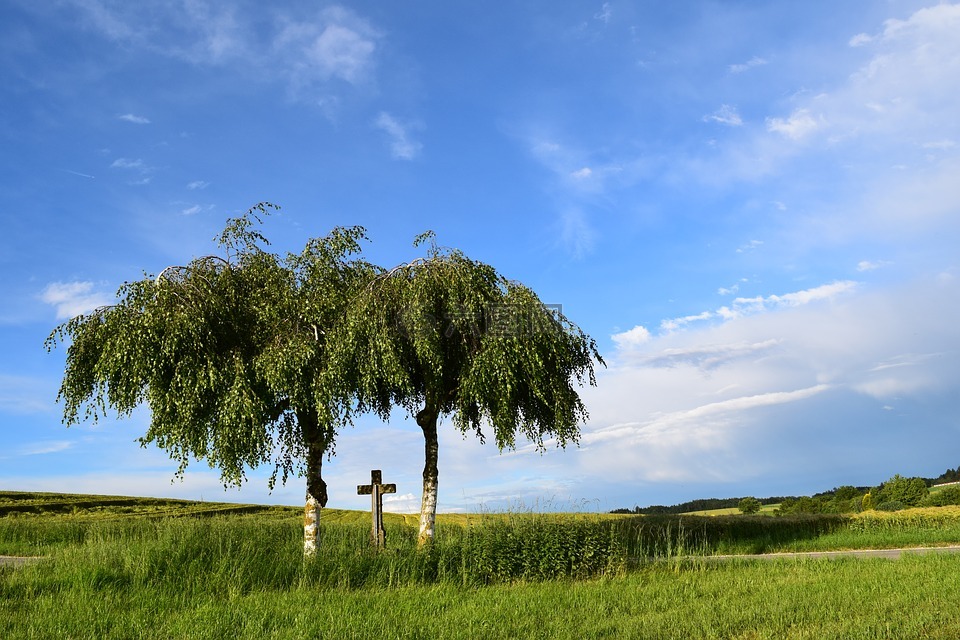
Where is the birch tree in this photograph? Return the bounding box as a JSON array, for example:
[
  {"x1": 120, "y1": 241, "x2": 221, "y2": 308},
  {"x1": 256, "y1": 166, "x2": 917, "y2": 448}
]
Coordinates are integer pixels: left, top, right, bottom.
[
  {"x1": 46, "y1": 204, "x2": 375, "y2": 555},
  {"x1": 326, "y1": 234, "x2": 603, "y2": 546}
]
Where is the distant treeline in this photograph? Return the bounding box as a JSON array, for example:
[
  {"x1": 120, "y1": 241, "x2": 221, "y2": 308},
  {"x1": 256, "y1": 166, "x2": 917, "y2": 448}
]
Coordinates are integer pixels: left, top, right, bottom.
[
  {"x1": 613, "y1": 466, "x2": 960, "y2": 515},
  {"x1": 612, "y1": 497, "x2": 788, "y2": 516},
  {"x1": 932, "y1": 467, "x2": 960, "y2": 485}
]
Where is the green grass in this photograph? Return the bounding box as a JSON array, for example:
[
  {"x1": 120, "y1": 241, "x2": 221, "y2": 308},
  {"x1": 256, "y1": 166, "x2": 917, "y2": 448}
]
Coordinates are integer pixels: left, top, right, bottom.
[
  {"x1": 5, "y1": 493, "x2": 960, "y2": 638},
  {"x1": 681, "y1": 503, "x2": 781, "y2": 516}
]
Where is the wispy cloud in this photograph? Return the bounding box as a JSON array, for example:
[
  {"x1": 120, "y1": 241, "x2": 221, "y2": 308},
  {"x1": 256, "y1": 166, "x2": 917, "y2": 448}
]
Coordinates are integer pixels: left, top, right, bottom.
[
  {"x1": 560, "y1": 208, "x2": 596, "y2": 258},
  {"x1": 40, "y1": 281, "x2": 111, "y2": 319},
  {"x1": 736, "y1": 239, "x2": 763, "y2": 254},
  {"x1": 766, "y1": 108, "x2": 821, "y2": 140},
  {"x1": 374, "y1": 112, "x2": 422, "y2": 160},
  {"x1": 19, "y1": 441, "x2": 74, "y2": 456},
  {"x1": 110, "y1": 157, "x2": 153, "y2": 184},
  {"x1": 728, "y1": 56, "x2": 768, "y2": 74},
  {"x1": 382, "y1": 492, "x2": 419, "y2": 513},
  {"x1": 118, "y1": 113, "x2": 150, "y2": 124},
  {"x1": 594, "y1": 3, "x2": 612, "y2": 24},
  {"x1": 67, "y1": 0, "x2": 243, "y2": 64},
  {"x1": 66, "y1": 2, "x2": 382, "y2": 108},
  {"x1": 716, "y1": 281, "x2": 857, "y2": 321},
  {"x1": 857, "y1": 260, "x2": 891, "y2": 272},
  {"x1": 639, "y1": 339, "x2": 782, "y2": 370},
  {"x1": 110, "y1": 158, "x2": 145, "y2": 170},
  {"x1": 186, "y1": 180, "x2": 209, "y2": 190},
  {"x1": 703, "y1": 104, "x2": 743, "y2": 127},
  {"x1": 274, "y1": 7, "x2": 381, "y2": 89},
  {"x1": 637, "y1": 281, "x2": 859, "y2": 337}
]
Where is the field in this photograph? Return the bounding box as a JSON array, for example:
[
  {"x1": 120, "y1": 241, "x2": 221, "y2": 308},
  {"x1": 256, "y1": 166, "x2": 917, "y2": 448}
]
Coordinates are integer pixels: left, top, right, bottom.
[{"x1": 4, "y1": 492, "x2": 960, "y2": 638}]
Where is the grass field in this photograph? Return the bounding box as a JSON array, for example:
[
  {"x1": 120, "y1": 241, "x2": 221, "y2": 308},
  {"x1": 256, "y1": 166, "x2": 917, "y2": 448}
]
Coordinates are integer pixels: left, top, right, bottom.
[
  {"x1": 681, "y1": 503, "x2": 781, "y2": 516},
  {"x1": 4, "y1": 492, "x2": 960, "y2": 638}
]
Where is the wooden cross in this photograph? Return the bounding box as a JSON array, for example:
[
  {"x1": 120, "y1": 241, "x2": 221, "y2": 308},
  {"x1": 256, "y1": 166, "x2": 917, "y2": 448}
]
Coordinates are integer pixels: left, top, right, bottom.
[{"x1": 357, "y1": 470, "x2": 396, "y2": 549}]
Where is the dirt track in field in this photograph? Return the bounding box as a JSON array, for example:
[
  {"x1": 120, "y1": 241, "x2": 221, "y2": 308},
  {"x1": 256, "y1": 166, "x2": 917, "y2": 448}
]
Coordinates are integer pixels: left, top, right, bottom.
[
  {"x1": 0, "y1": 555, "x2": 46, "y2": 567},
  {"x1": 5, "y1": 546, "x2": 960, "y2": 568},
  {"x1": 704, "y1": 545, "x2": 960, "y2": 561}
]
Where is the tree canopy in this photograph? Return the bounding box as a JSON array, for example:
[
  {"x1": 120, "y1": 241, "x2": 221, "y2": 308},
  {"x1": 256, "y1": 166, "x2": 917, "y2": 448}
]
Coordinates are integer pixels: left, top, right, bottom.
[
  {"x1": 47, "y1": 208, "x2": 604, "y2": 551},
  {"x1": 46, "y1": 204, "x2": 376, "y2": 553},
  {"x1": 326, "y1": 234, "x2": 603, "y2": 544}
]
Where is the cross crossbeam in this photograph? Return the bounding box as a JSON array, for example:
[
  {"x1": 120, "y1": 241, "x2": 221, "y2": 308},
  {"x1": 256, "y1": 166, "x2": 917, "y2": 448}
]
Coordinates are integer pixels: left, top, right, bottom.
[{"x1": 357, "y1": 469, "x2": 396, "y2": 549}]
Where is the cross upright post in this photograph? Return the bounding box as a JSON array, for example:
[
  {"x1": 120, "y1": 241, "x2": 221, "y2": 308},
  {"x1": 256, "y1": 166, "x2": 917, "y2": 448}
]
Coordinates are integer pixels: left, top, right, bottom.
[{"x1": 357, "y1": 469, "x2": 396, "y2": 549}]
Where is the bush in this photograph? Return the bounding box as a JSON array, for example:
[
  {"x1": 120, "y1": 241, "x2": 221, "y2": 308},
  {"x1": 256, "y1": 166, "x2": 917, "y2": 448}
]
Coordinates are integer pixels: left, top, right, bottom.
[
  {"x1": 738, "y1": 497, "x2": 762, "y2": 514},
  {"x1": 875, "y1": 475, "x2": 928, "y2": 507},
  {"x1": 922, "y1": 485, "x2": 960, "y2": 507}
]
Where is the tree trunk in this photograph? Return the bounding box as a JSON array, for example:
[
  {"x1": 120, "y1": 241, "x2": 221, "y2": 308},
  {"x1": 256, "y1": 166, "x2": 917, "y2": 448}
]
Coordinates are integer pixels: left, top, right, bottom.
[
  {"x1": 300, "y1": 408, "x2": 328, "y2": 557},
  {"x1": 416, "y1": 405, "x2": 439, "y2": 547}
]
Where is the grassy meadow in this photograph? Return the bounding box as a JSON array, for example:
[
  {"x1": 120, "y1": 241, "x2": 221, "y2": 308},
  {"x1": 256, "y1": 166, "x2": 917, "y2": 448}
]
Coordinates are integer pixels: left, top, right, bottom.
[{"x1": 4, "y1": 492, "x2": 960, "y2": 638}]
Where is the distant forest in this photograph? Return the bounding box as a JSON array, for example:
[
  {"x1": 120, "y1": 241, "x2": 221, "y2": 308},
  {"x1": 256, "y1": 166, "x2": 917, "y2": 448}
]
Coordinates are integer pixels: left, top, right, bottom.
[{"x1": 612, "y1": 466, "x2": 960, "y2": 515}]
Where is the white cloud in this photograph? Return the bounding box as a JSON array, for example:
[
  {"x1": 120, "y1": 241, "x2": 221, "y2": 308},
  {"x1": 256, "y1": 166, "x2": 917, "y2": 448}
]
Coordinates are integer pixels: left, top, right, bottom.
[
  {"x1": 857, "y1": 260, "x2": 890, "y2": 272},
  {"x1": 382, "y1": 492, "x2": 419, "y2": 513},
  {"x1": 722, "y1": 280, "x2": 857, "y2": 318},
  {"x1": 728, "y1": 56, "x2": 768, "y2": 73},
  {"x1": 718, "y1": 279, "x2": 747, "y2": 296},
  {"x1": 274, "y1": 7, "x2": 380, "y2": 88},
  {"x1": 560, "y1": 208, "x2": 596, "y2": 258},
  {"x1": 66, "y1": 2, "x2": 381, "y2": 108},
  {"x1": 655, "y1": 281, "x2": 857, "y2": 334},
  {"x1": 736, "y1": 239, "x2": 763, "y2": 253},
  {"x1": 110, "y1": 158, "x2": 145, "y2": 170},
  {"x1": 118, "y1": 113, "x2": 150, "y2": 124},
  {"x1": 568, "y1": 274, "x2": 960, "y2": 491},
  {"x1": 40, "y1": 281, "x2": 112, "y2": 319},
  {"x1": 374, "y1": 112, "x2": 422, "y2": 160},
  {"x1": 594, "y1": 3, "x2": 612, "y2": 24},
  {"x1": 766, "y1": 108, "x2": 821, "y2": 140},
  {"x1": 180, "y1": 205, "x2": 202, "y2": 216},
  {"x1": 570, "y1": 167, "x2": 593, "y2": 179},
  {"x1": 703, "y1": 104, "x2": 743, "y2": 127},
  {"x1": 660, "y1": 311, "x2": 713, "y2": 332},
  {"x1": 19, "y1": 440, "x2": 74, "y2": 456},
  {"x1": 849, "y1": 33, "x2": 874, "y2": 47},
  {"x1": 636, "y1": 339, "x2": 782, "y2": 371},
  {"x1": 187, "y1": 180, "x2": 209, "y2": 190},
  {"x1": 611, "y1": 325, "x2": 651, "y2": 350},
  {"x1": 922, "y1": 139, "x2": 956, "y2": 150}
]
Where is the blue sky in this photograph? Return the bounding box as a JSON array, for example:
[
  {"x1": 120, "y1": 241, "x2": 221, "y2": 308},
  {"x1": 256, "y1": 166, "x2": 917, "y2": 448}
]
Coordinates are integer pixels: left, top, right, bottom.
[{"x1": 2, "y1": 1, "x2": 959, "y2": 513}]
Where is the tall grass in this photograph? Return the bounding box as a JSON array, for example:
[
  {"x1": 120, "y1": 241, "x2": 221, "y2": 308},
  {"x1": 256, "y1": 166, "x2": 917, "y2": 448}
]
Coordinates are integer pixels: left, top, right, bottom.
[{"x1": 1, "y1": 512, "x2": 627, "y2": 594}]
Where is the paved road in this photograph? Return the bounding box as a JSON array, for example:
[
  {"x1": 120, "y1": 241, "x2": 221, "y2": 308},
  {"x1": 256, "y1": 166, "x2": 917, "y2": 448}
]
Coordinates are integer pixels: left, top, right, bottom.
[{"x1": 704, "y1": 545, "x2": 960, "y2": 561}]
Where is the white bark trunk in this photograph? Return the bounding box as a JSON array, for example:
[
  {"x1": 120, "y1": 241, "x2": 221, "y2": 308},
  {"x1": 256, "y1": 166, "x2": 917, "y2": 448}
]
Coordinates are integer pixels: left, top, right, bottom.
[
  {"x1": 418, "y1": 476, "x2": 438, "y2": 546},
  {"x1": 304, "y1": 491, "x2": 321, "y2": 556},
  {"x1": 417, "y1": 405, "x2": 440, "y2": 547}
]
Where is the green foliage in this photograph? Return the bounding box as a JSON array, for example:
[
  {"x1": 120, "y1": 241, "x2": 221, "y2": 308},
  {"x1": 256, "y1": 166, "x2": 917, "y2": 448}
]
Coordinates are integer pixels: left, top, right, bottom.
[
  {"x1": 45, "y1": 204, "x2": 375, "y2": 490},
  {"x1": 776, "y1": 496, "x2": 825, "y2": 515},
  {"x1": 327, "y1": 240, "x2": 603, "y2": 449},
  {"x1": 831, "y1": 485, "x2": 862, "y2": 501},
  {"x1": 737, "y1": 497, "x2": 761, "y2": 514},
  {"x1": 874, "y1": 475, "x2": 928, "y2": 508},
  {"x1": 923, "y1": 485, "x2": 960, "y2": 507}
]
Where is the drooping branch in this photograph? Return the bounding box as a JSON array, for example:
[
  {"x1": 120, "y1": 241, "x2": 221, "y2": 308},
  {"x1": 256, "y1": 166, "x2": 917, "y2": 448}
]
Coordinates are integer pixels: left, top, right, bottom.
[{"x1": 155, "y1": 255, "x2": 232, "y2": 285}]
